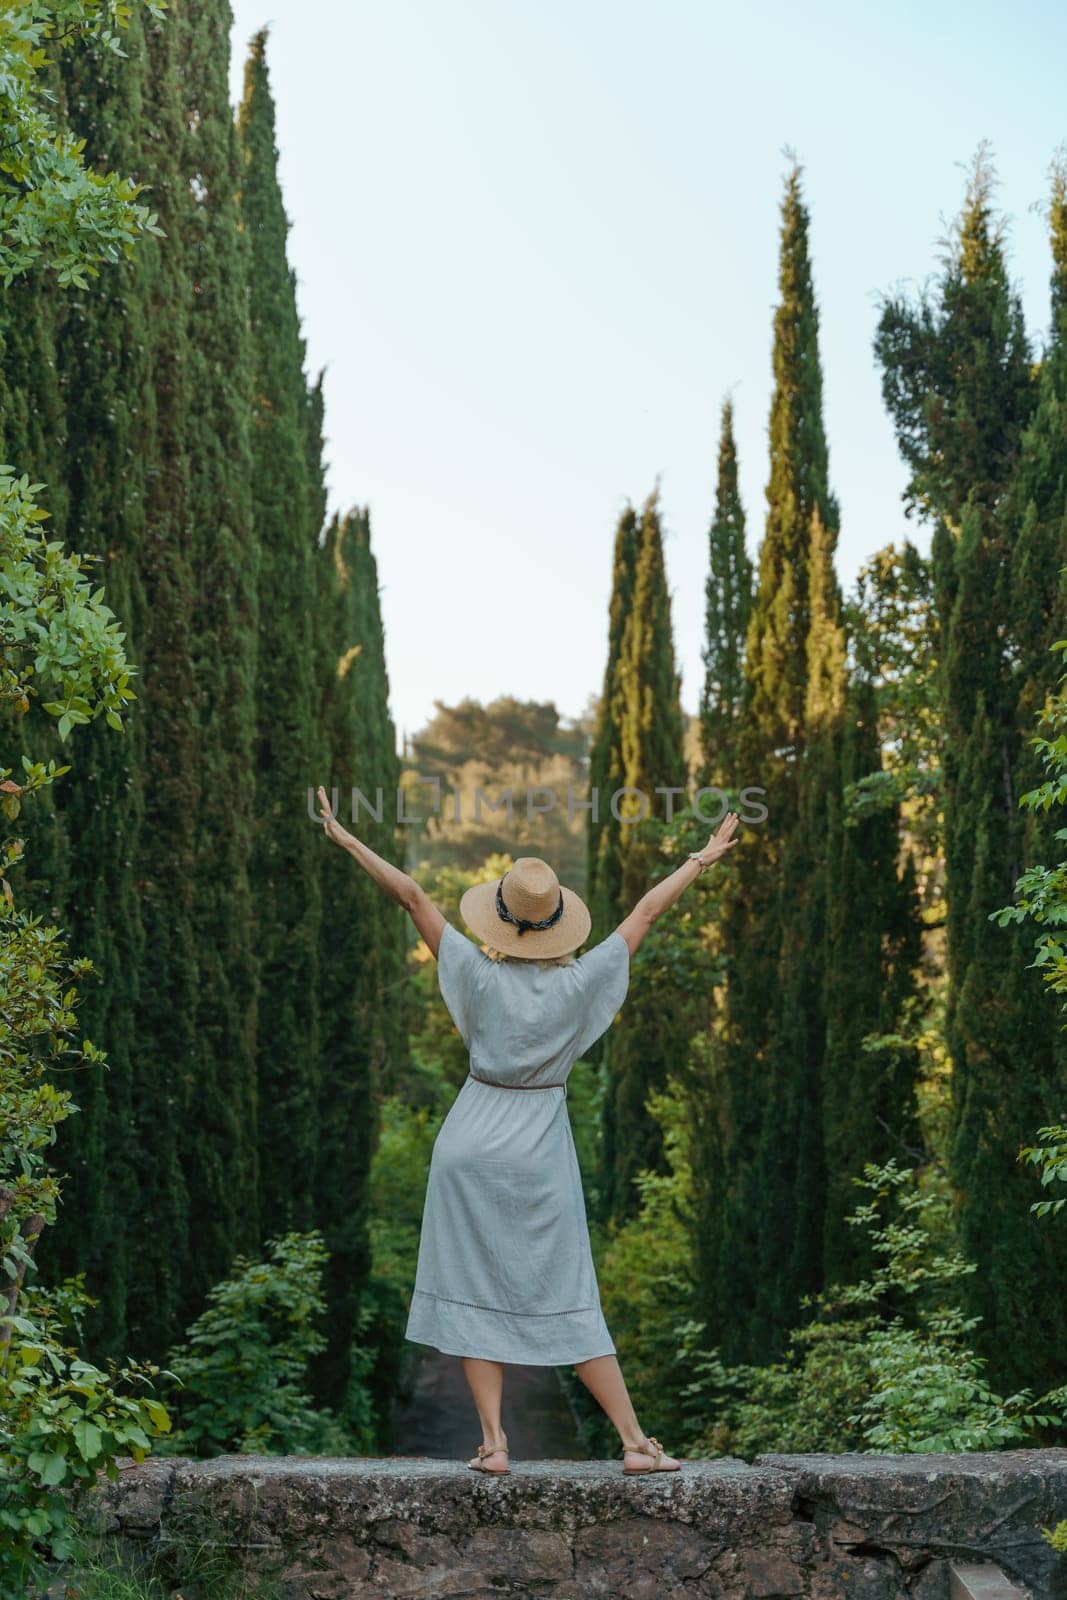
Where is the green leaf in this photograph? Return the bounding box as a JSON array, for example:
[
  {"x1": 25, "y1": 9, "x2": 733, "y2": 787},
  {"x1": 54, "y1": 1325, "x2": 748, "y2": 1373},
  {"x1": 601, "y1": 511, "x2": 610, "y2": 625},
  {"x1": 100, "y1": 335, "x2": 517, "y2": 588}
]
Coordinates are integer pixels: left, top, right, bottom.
[
  {"x1": 73, "y1": 1418, "x2": 103, "y2": 1460},
  {"x1": 37, "y1": 1451, "x2": 69, "y2": 1486}
]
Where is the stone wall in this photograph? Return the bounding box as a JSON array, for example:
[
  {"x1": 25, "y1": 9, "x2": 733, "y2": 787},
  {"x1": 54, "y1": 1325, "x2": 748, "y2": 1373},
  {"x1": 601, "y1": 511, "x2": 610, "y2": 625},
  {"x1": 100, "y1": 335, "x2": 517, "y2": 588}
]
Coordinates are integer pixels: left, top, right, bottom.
[{"x1": 80, "y1": 1449, "x2": 1067, "y2": 1599}]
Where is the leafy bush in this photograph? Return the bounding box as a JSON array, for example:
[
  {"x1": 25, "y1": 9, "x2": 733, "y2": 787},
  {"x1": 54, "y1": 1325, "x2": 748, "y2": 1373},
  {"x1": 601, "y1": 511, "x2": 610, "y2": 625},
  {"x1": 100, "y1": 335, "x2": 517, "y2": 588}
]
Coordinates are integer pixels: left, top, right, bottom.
[
  {"x1": 0, "y1": 902, "x2": 173, "y2": 1600},
  {"x1": 157, "y1": 1231, "x2": 352, "y2": 1458},
  {"x1": 0, "y1": 0, "x2": 166, "y2": 287},
  {"x1": 1, "y1": 1273, "x2": 173, "y2": 1600},
  {"x1": 673, "y1": 1158, "x2": 1067, "y2": 1459}
]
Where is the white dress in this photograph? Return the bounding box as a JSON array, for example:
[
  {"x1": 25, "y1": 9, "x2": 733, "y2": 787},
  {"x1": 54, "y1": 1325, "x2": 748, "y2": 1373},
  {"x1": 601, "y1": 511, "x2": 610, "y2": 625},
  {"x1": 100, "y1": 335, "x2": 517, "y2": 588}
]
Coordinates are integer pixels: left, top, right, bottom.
[{"x1": 404, "y1": 921, "x2": 631, "y2": 1365}]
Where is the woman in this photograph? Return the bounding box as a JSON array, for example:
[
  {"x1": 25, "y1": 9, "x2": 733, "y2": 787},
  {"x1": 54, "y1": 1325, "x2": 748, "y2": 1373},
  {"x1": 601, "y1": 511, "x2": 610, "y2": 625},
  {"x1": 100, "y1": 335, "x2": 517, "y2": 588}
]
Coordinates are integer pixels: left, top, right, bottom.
[{"x1": 316, "y1": 785, "x2": 739, "y2": 1475}]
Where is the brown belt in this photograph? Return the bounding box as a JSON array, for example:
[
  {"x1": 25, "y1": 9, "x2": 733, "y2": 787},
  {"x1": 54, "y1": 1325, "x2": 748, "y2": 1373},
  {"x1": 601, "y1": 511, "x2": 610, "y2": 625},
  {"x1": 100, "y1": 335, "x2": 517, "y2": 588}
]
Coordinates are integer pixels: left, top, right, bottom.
[{"x1": 467, "y1": 1072, "x2": 565, "y2": 1092}]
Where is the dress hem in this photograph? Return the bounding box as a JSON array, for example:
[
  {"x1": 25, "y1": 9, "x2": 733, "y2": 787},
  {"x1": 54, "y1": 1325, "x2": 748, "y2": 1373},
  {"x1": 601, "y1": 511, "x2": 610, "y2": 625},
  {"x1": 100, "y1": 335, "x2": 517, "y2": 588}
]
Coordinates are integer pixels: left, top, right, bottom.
[
  {"x1": 413, "y1": 1287, "x2": 599, "y2": 1317},
  {"x1": 404, "y1": 1332, "x2": 617, "y2": 1367}
]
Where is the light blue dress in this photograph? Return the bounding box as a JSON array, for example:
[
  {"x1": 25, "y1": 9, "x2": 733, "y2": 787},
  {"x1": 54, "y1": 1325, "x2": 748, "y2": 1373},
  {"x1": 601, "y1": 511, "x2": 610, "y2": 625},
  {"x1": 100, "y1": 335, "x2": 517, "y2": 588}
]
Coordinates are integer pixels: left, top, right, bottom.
[{"x1": 404, "y1": 921, "x2": 631, "y2": 1365}]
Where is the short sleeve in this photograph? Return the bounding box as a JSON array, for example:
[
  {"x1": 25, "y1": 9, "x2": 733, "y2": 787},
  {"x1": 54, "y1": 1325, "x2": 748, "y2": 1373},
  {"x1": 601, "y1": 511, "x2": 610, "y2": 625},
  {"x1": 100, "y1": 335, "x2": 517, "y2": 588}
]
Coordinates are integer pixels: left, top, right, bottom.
[
  {"x1": 436, "y1": 920, "x2": 489, "y2": 1047},
  {"x1": 574, "y1": 930, "x2": 631, "y2": 1058}
]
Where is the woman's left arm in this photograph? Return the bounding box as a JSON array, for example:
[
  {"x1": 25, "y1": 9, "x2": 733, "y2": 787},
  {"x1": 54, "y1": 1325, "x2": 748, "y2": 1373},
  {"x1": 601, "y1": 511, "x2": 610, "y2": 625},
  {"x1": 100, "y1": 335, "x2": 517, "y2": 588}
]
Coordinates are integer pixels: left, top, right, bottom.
[
  {"x1": 615, "y1": 811, "x2": 740, "y2": 958},
  {"x1": 316, "y1": 785, "x2": 446, "y2": 957}
]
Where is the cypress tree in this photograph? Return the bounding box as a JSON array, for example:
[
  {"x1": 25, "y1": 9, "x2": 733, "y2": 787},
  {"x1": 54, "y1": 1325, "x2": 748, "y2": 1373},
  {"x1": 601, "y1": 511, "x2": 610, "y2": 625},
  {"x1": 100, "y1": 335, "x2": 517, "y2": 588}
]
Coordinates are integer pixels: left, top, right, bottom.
[
  {"x1": 697, "y1": 160, "x2": 892, "y2": 1362},
  {"x1": 168, "y1": 0, "x2": 262, "y2": 1328},
  {"x1": 587, "y1": 503, "x2": 639, "y2": 945},
  {"x1": 699, "y1": 398, "x2": 752, "y2": 788},
  {"x1": 237, "y1": 30, "x2": 322, "y2": 1236},
  {"x1": 875, "y1": 147, "x2": 1067, "y2": 1392},
  {"x1": 616, "y1": 487, "x2": 686, "y2": 879},
  {"x1": 311, "y1": 508, "x2": 405, "y2": 1421},
  {"x1": 820, "y1": 669, "x2": 921, "y2": 1285},
  {"x1": 3, "y1": 4, "x2": 414, "y2": 1388},
  {"x1": 751, "y1": 506, "x2": 846, "y2": 1350},
  {"x1": 745, "y1": 162, "x2": 839, "y2": 756},
  {"x1": 601, "y1": 486, "x2": 687, "y2": 1219},
  {"x1": 1010, "y1": 159, "x2": 1067, "y2": 788},
  {"x1": 29, "y1": 6, "x2": 195, "y2": 1361}
]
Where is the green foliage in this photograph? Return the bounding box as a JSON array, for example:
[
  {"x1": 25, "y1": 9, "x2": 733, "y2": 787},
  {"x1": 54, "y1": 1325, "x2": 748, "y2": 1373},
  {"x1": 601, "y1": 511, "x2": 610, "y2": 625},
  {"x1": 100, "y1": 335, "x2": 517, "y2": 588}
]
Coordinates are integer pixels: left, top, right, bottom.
[
  {"x1": 843, "y1": 541, "x2": 941, "y2": 850},
  {"x1": 699, "y1": 158, "x2": 915, "y2": 1369},
  {"x1": 993, "y1": 640, "x2": 1067, "y2": 1008},
  {"x1": 176, "y1": 0, "x2": 263, "y2": 1338},
  {"x1": 0, "y1": 1, "x2": 166, "y2": 286},
  {"x1": 0, "y1": 909, "x2": 95, "y2": 1246},
  {"x1": 874, "y1": 142, "x2": 1035, "y2": 526},
  {"x1": 362, "y1": 1088, "x2": 447, "y2": 1440},
  {"x1": 699, "y1": 397, "x2": 752, "y2": 788},
  {"x1": 875, "y1": 144, "x2": 1067, "y2": 1397},
  {"x1": 601, "y1": 487, "x2": 688, "y2": 1219},
  {"x1": 158, "y1": 1231, "x2": 353, "y2": 1459},
  {"x1": 238, "y1": 27, "x2": 323, "y2": 1252},
  {"x1": 21, "y1": 0, "x2": 190, "y2": 1362},
  {"x1": 744, "y1": 157, "x2": 839, "y2": 752},
  {"x1": 1, "y1": 1276, "x2": 174, "y2": 1600},
  {"x1": 675, "y1": 1160, "x2": 1066, "y2": 1460},
  {"x1": 587, "y1": 504, "x2": 639, "y2": 949},
  {"x1": 368, "y1": 1096, "x2": 447, "y2": 1312},
  {"x1": 993, "y1": 644, "x2": 1067, "y2": 1259},
  {"x1": 1017, "y1": 1124, "x2": 1067, "y2": 1219},
  {"x1": 312, "y1": 507, "x2": 406, "y2": 1428},
  {"x1": 594, "y1": 1079, "x2": 697, "y2": 1448},
  {"x1": 0, "y1": 468, "x2": 135, "y2": 742},
  {"x1": 602, "y1": 801, "x2": 718, "y2": 1222},
  {"x1": 0, "y1": 897, "x2": 172, "y2": 1599}
]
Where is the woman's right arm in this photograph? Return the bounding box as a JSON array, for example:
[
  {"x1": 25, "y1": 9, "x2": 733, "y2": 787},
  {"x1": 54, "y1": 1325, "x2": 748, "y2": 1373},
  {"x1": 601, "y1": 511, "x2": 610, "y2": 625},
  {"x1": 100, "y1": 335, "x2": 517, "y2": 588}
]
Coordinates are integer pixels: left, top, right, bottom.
[
  {"x1": 615, "y1": 811, "x2": 739, "y2": 958},
  {"x1": 316, "y1": 785, "x2": 446, "y2": 957}
]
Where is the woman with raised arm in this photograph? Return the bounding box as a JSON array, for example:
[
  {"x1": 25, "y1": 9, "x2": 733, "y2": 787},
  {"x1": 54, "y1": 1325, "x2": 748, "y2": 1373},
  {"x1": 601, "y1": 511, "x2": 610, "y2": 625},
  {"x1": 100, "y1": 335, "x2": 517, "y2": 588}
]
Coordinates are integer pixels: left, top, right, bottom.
[{"x1": 316, "y1": 786, "x2": 739, "y2": 1476}]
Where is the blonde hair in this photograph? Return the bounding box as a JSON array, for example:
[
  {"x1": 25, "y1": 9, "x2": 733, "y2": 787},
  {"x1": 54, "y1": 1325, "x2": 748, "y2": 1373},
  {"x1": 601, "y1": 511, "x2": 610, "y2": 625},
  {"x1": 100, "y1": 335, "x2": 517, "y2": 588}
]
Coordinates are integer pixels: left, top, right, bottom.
[{"x1": 482, "y1": 944, "x2": 576, "y2": 968}]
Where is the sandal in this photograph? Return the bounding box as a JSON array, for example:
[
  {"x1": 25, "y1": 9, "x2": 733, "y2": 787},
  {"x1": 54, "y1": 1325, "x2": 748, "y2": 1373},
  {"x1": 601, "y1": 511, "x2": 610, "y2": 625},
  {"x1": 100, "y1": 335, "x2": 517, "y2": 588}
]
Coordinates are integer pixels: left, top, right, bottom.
[
  {"x1": 622, "y1": 1435, "x2": 681, "y2": 1475},
  {"x1": 468, "y1": 1442, "x2": 510, "y2": 1475}
]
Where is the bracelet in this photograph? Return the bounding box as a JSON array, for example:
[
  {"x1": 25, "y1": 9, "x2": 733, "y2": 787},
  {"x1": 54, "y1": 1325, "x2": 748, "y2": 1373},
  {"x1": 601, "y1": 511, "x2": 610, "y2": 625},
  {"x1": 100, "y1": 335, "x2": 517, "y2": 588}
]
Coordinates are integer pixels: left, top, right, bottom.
[{"x1": 688, "y1": 850, "x2": 709, "y2": 871}]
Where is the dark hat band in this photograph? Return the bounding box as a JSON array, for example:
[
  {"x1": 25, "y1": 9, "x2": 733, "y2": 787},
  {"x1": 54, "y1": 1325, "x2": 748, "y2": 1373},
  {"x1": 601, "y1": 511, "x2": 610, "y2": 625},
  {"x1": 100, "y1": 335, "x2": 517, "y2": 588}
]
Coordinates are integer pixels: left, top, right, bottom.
[{"x1": 495, "y1": 874, "x2": 565, "y2": 937}]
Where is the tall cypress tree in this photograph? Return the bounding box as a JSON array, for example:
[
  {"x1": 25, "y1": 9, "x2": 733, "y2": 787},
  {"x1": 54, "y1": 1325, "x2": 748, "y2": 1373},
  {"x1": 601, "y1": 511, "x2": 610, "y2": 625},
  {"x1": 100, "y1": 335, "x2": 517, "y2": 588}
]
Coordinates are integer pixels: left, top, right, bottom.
[
  {"x1": 698, "y1": 161, "x2": 870, "y2": 1362},
  {"x1": 820, "y1": 666, "x2": 921, "y2": 1285},
  {"x1": 617, "y1": 487, "x2": 686, "y2": 873},
  {"x1": 699, "y1": 398, "x2": 752, "y2": 789},
  {"x1": 587, "y1": 503, "x2": 640, "y2": 946},
  {"x1": 31, "y1": 5, "x2": 195, "y2": 1362},
  {"x1": 745, "y1": 164, "x2": 839, "y2": 756},
  {"x1": 1010, "y1": 159, "x2": 1067, "y2": 790},
  {"x1": 171, "y1": 0, "x2": 262, "y2": 1328},
  {"x1": 237, "y1": 30, "x2": 323, "y2": 1236},
  {"x1": 875, "y1": 147, "x2": 1067, "y2": 1392},
  {"x1": 752, "y1": 506, "x2": 846, "y2": 1348},
  {"x1": 311, "y1": 507, "x2": 405, "y2": 1421},
  {"x1": 601, "y1": 486, "x2": 687, "y2": 1219},
  {"x1": 3, "y1": 4, "x2": 412, "y2": 1389}
]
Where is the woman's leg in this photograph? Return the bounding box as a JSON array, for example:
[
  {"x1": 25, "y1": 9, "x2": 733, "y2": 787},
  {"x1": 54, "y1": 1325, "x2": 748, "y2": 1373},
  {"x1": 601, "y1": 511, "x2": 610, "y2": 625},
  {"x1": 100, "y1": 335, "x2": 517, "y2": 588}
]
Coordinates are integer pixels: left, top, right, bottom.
[
  {"x1": 461, "y1": 1357, "x2": 508, "y2": 1453},
  {"x1": 572, "y1": 1354, "x2": 646, "y2": 1450},
  {"x1": 573, "y1": 1354, "x2": 680, "y2": 1467}
]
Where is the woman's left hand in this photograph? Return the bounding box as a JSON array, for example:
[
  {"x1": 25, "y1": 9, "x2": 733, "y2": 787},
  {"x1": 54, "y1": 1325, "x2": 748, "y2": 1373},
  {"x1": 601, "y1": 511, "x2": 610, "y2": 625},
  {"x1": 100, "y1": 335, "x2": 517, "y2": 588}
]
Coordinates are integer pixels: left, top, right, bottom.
[
  {"x1": 699, "y1": 810, "x2": 740, "y2": 864},
  {"x1": 317, "y1": 785, "x2": 356, "y2": 849}
]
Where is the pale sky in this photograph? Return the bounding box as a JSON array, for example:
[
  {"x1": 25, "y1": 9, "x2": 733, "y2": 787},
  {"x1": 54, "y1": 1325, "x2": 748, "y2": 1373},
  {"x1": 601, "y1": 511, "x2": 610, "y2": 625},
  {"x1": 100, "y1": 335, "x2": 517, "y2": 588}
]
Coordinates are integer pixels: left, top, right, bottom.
[{"x1": 227, "y1": 0, "x2": 1067, "y2": 748}]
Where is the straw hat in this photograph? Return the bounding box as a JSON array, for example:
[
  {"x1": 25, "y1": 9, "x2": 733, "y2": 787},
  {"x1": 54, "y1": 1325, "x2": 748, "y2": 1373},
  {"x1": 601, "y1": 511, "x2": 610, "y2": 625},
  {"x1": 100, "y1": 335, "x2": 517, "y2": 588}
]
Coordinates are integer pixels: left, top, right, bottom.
[{"x1": 459, "y1": 857, "x2": 591, "y2": 960}]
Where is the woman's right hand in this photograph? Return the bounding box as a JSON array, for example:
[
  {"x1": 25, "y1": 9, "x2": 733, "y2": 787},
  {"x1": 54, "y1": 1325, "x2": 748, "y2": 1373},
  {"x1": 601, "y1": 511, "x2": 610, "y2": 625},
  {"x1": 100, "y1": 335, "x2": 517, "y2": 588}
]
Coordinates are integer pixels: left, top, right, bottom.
[
  {"x1": 317, "y1": 785, "x2": 357, "y2": 850},
  {"x1": 699, "y1": 810, "x2": 740, "y2": 865}
]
